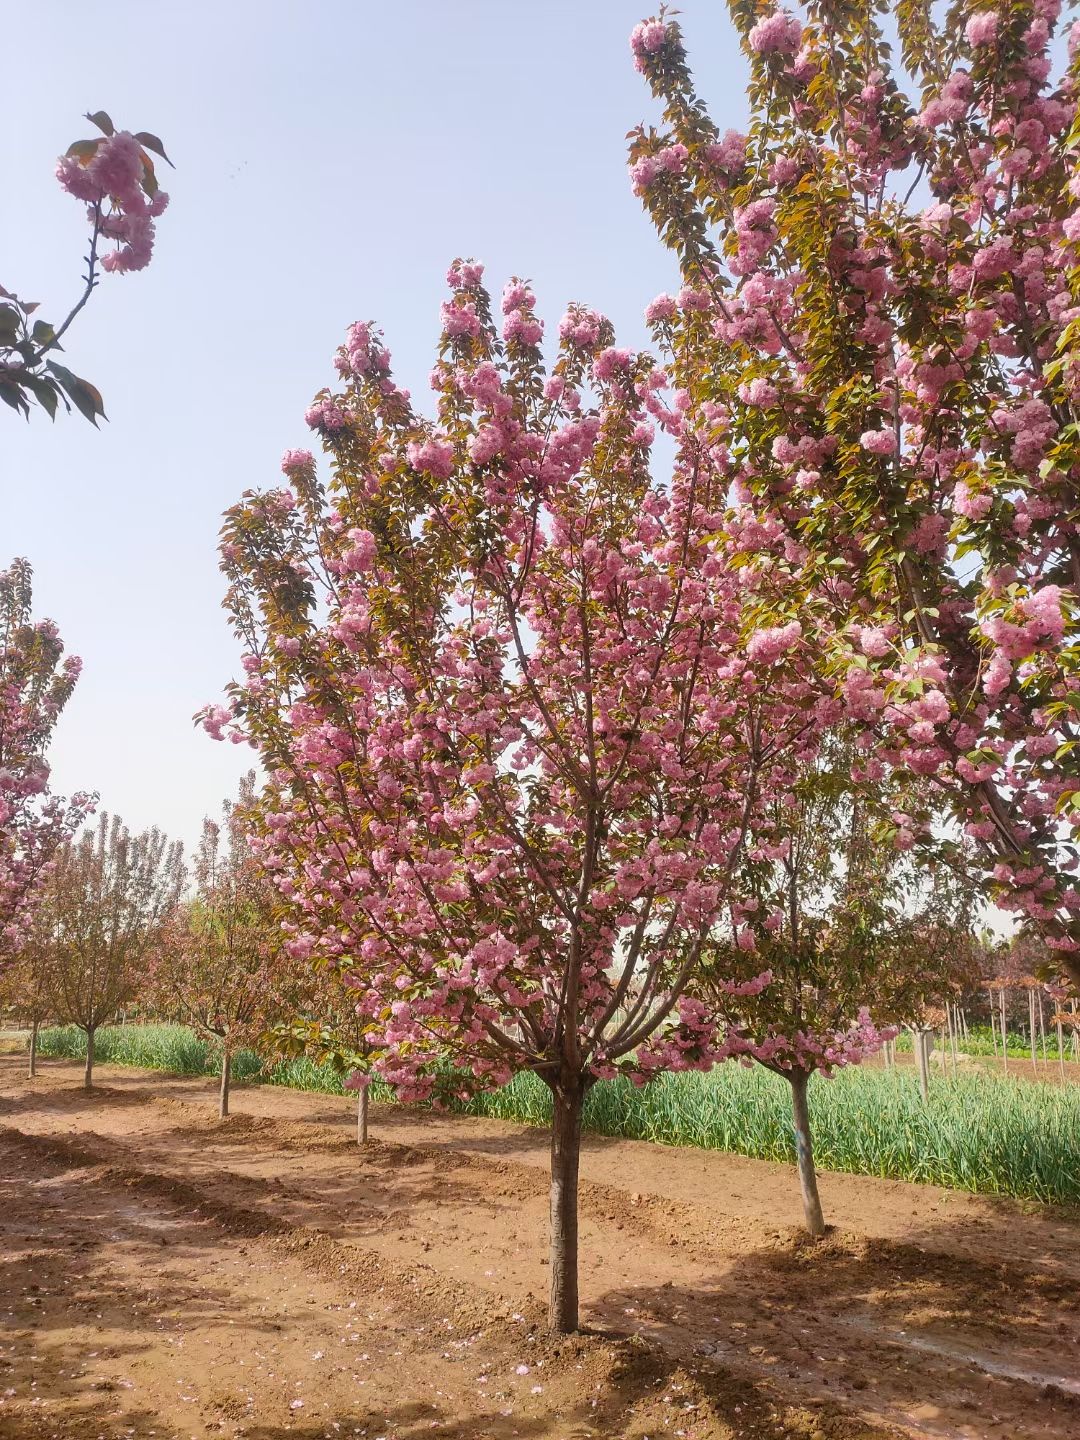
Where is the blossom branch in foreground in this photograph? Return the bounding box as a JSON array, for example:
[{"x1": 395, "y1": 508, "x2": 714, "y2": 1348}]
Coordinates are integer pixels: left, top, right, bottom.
[{"x1": 1, "y1": 111, "x2": 173, "y2": 423}]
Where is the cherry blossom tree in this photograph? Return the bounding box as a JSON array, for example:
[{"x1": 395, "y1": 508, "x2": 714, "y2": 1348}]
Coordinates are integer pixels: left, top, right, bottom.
[
  {"x1": 0, "y1": 559, "x2": 90, "y2": 968},
  {"x1": 150, "y1": 775, "x2": 281, "y2": 1117},
  {"x1": 41, "y1": 812, "x2": 183, "y2": 1087},
  {"x1": 696, "y1": 746, "x2": 978, "y2": 1235},
  {"x1": 628, "y1": 2, "x2": 1080, "y2": 988},
  {"x1": 2, "y1": 111, "x2": 172, "y2": 422},
  {"x1": 206, "y1": 264, "x2": 838, "y2": 1331}
]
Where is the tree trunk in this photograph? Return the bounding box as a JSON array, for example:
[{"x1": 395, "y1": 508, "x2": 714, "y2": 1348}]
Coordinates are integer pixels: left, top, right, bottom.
[
  {"x1": 357, "y1": 1086, "x2": 369, "y2": 1145},
  {"x1": 219, "y1": 1043, "x2": 231, "y2": 1119},
  {"x1": 84, "y1": 1027, "x2": 95, "y2": 1090},
  {"x1": 916, "y1": 1029, "x2": 931, "y2": 1102},
  {"x1": 1029, "y1": 990, "x2": 1038, "y2": 1079},
  {"x1": 789, "y1": 1070, "x2": 826, "y2": 1238},
  {"x1": 1000, "y1": 990, "x2": 1009, "y2": 1074},
  {"x1": 28, "y1": 1019, "x2": 38, "y2": 1079},
  {"x1": 548, "y1": 1079, "x2": 584, "y2": 1334}
]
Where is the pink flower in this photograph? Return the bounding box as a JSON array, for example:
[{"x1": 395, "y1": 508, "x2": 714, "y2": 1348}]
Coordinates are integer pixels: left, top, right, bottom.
[
  {"x1": 952, "y1": 480, "x2": 992, "y2": 521},
  {"x1": 592, "y1": 347, "x2": 633, "y2": 382},
  {"x1": 441, "y1": 301, "x2": 482, "y2": 339},
  {"x1": 739, "y1": 377, "x2": 779, "y2": 407},
  {"x1": 965, "y1": 12, "x2": 1000, "y2": 47},
  {"x1": 406, "y1": 436, "x2": 454, "y2": 479},
  {"x1": 748, "y1": 10, "x2": 803, "y2": 57},
  {"x1": 746, "y1": 620, "x2": 802, "y2": 664},
  {"x1": 281, "y1": 449, "x2": 314, "y2": 475},
  {"x1": 857, "y1": 626, "x2": 891, "y2": 658},
  {"x1": 859, "y1": 428, "x2": 898, "y2": 456},
  {"x1": 86, "y1": 132, "x2": 146, "y2": 207},
  {"x1": 645, "y1": 294, "x2": 677, "y2": 323},
  {"x1": 558, "y1": 307, "x2": 604, "y2": 348},
  {"x1": 447, "y1": 260, "x2": 484, "y2": 288},
  {"x1": 629, "y1": 19, "x2": 670, "y2": 59},
  {"x1": 305, "y1": 399, "x2": 347, "y2": 432}
]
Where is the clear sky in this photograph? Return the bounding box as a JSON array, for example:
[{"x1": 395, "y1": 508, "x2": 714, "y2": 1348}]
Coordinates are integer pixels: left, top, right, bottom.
[{"x1": 3, "y1": 1, "x2": 742, "y2": 855}]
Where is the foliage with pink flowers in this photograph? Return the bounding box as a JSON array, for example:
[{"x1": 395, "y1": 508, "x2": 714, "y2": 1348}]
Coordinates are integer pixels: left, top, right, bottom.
[
  {"x1": 0, "y1": 559, "x2": 91, "y2": 968},
  {"x1": 207, "y1": 262, "x2": 844, "y2": 1329},
  {"x1": 1, "y1": 111, "x2": 171, "y2": 422},
  {"x1": 629, "y1": 1, "x2": 1080, "y2": 991}
]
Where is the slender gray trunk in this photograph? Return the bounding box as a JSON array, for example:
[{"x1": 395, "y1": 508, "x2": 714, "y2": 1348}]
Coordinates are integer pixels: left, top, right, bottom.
[
  {"x1": 84, "y1": 1026, "x2": 95, "y2": 1090},
  {"x1": 789, "y1": 1070, "x2": 826, "y2": 1238},
  {"x1": 1029, "y1": 990, "x2": 1038, "y2": 1079},
  {"x1": 219, "y1": 1042, "x2": 231, "y2": 1119},
  {"x1": 357, "y1": 1086, "x2": 369, "y2": 1145},
  {"x1": 915, "y1": 1029, "x2": 931, "y2": 1102},
  {"x1": 28, "y1": 1019, "x2": 38, "y2": 1079},
  {"x1": 547, "y1": 1079, "x2": 584, "y2": 1333},
  {"x1": 1058, "y1": 1021, "x2": 1066, "y2": 1082},
  {"x1": 1000, "y1": 990, "x2": 1009, "y2": 1074}
]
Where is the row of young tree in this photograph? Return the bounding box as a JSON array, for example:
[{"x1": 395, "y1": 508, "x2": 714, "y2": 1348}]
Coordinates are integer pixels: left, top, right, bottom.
[
  {"x1": 5, "y1": 2, "x2": 1080, "y2": 1337},
  {"x1": 1, "y1": 786, "x2": 280, "y2": 1113}
]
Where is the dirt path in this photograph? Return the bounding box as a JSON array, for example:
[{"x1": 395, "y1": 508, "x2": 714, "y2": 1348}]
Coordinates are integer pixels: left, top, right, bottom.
[{"x1": 2, "y1": 1057, "x2": 1079, "y2": 1439}]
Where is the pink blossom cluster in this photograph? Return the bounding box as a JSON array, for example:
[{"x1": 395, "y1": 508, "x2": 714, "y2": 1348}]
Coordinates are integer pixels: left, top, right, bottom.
[
  {"x1": 280, "y1": 449, "x2": 313, "y2": 475},
  {"x1": 747, "y1": 620, "x2": 802, "y2": 664},
  {"x1": 502, "y1": 281, "x2": 543, "y2": 347},
  {"x1": 628, "y1": 143, "x2": 688, "y2": 195},
  {"x1": 629, "y1": 17, "x2": 673, "y2": 71},
  {"x1": 724, "y1": 1008, "x2": 897, "y2": 1077},
  {"x1": 305, "y1": 398, "x2": 348, "y2": 433},
  {"x1": 56, "y1": 130, "x2": 168, "y2": 273},
  {"x1": 747, "y1": 10, "x2": 803, "y2": 57}
]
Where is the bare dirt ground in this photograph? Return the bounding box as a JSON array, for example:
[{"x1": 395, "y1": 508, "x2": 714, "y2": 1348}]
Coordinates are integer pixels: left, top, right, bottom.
[{"x1": 2, "y1": 1056, "x2": 1079, "y2": 1440}]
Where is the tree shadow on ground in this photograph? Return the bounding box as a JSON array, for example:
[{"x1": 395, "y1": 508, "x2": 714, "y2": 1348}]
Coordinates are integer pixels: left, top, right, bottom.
[
  {"x1": 0, "y1": 1076, "x2": 156, "y2": 1122},
  {"x1": 149, "y1": 1117, "x2": 532, "y2": 1241},
  {"x1": 236, "y1": 1337, "x2": 879, "y2": 1440},
  {"x1": 587, "y1": 1213, "x2": 1080, "y2": 1440}
]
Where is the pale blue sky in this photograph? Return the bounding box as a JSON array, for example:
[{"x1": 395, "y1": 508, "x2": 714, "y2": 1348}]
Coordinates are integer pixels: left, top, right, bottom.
[{"x1": 3, "y1": 1, "x2": 741, "y2": 853}]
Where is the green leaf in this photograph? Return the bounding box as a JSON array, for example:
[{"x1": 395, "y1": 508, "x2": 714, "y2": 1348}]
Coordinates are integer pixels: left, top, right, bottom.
[
  {"x1": 0, "y1": 304, "x2": 21, "y2": 339},
  {"x1": 65, "y1": 138, "x2": 100, "y2": 162},
  {"x1": 45, "y1": 362, "x2": 107, "y2": 426},
  {"x1": 134, "y1": 131, "x2": 175, "y2": 167},
  {"x1": 0, "y1": 379, "x2": 28, "y2": 417},
  {"x1": 23, "y1": 375, "x2": 59, "y2": 420},
  {"x1": 30, "y1": 319, "x2": 56, "y2": 348},
  {"x1": 85, "y1": 110, "x2": 115, "y2": 136}
]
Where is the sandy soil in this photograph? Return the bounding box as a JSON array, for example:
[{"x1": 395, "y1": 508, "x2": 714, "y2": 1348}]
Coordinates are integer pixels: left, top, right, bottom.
[{"x1": 2, "y1": 1056, "x2": 1079, "y2": 1440}]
